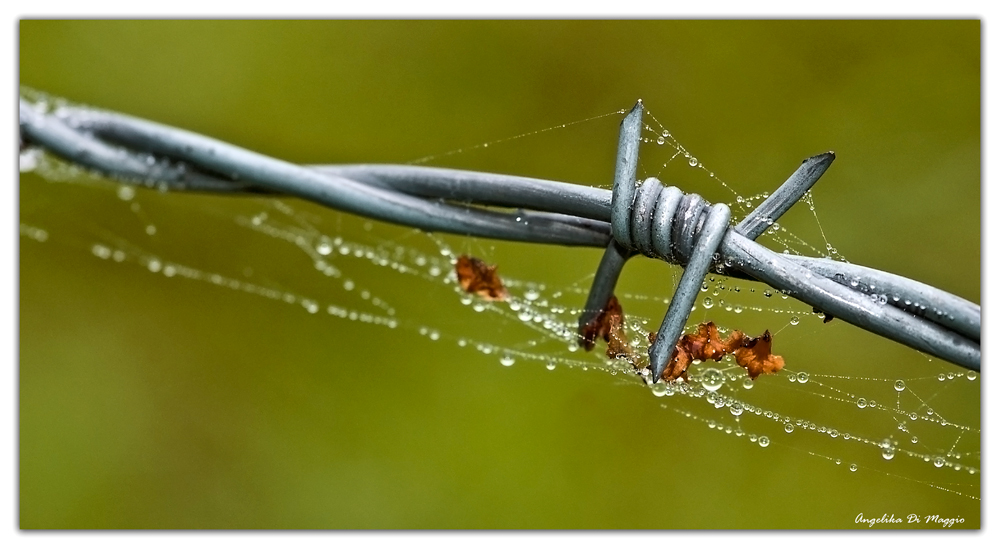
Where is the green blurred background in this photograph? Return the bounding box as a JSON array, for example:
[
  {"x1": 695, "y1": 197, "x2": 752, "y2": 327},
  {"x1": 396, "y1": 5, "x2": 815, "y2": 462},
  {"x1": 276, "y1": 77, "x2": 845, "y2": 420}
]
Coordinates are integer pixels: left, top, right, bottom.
[{"x1": 19, "y1": 21, "x2": 980, "y2": 529}]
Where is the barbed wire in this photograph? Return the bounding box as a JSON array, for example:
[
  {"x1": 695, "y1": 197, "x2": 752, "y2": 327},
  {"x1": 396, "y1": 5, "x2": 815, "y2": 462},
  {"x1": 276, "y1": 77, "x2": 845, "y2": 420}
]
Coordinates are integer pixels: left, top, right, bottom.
[{"x1": 18, "y1": 92, "x2": 980, "y2": 375}]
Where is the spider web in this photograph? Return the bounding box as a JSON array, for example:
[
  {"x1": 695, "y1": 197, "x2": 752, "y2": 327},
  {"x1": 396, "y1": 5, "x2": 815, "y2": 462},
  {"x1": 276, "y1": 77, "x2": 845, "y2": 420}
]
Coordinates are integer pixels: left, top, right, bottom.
[{"x1": 18, "y1": 103, "x2": 981, "y2": 527}]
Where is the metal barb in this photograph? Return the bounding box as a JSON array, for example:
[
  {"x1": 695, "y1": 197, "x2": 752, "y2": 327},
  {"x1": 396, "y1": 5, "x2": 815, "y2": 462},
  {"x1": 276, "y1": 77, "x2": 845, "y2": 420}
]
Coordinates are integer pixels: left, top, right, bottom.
[
  {"x1": 648, "y1": 202, "x2": 732, "y2": 380},
  {"x1": 735, "y1": 152, "x2": 834, "y2": 240},
  {"x1": 18, "y1": 92, "x2": 981, "y2": 373}
]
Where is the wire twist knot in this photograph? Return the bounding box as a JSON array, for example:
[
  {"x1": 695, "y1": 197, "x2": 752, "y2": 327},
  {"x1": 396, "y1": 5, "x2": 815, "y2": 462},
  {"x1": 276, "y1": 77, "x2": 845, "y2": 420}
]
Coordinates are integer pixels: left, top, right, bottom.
[
  {"x1": 611, "y1": 176, "x2": 730, "y2": 267},
  {"x1": 605, "y1": 170, "x2": 732, "y2": 379}
]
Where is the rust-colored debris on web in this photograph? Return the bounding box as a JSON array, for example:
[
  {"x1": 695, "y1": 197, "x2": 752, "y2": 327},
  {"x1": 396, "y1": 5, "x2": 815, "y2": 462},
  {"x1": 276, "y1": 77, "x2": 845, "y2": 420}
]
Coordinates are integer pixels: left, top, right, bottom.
[
  {"x1": 455, "y1": 255, "x2": 509, "y2": 301},
  {"x1": 650, "y1": 322, "x2": 785, "y2": 382},
  {"x1": 732, "y1": 330, "x2": 785, "y2": 380},
  {"x1": 579, "y1": 295, "x2": 637, "y2": 363},
  {"x1": 578, "y1": 298, "x2": 786, "y2": 383}
]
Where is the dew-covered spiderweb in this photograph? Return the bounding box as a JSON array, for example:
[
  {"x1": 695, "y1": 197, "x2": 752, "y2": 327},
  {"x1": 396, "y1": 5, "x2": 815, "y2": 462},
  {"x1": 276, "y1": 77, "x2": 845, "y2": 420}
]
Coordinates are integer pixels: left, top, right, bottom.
[{"x1": 18, "y1": 98, "x2": 981, "y2": 506}]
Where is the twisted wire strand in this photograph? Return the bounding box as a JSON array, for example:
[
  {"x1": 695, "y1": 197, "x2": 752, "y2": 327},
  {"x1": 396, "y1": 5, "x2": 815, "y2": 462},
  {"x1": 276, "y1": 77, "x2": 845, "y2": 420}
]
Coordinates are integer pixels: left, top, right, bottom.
[
  {"x1": 17, "y1": 93, "x2": 981, "y2": 373},
  {"x1": 19, "y1": 100, "x2": 610, "y2": 248}
]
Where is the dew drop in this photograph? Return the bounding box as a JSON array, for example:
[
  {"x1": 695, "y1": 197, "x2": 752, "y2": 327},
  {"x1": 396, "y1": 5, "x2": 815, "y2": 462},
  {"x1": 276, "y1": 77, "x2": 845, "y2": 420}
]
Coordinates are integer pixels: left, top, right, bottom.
[
  {"x1": 967, "y1": 370, "x2": 978, "y2": 381},
  {"x1": 796, "y1": 372, "x2": 809, "y2": 384},
  {"x1": 894, "y1": 379, "x2": 906, "y2": 392},
  {"x1": 758, "y1": 436, "x2": 770, "y2": 448},
  {"x1": 656, "y1": 136, "x2": 665, "y2": 145},
  {"x1": 937, "y1": 373, "x2": 947, "y2": 382},
  {"x1": 789, "y1": 315, "x2": 800, "y2": 326},
  {"x1": 688, "y1": 156, "x2": 698, "y2": 167},
  {"x1": 882, "y1": 447, "x2": 895, "y2": 460},
  {"x1": 545, "y1": 360, "x2": 556, "y2": 371},
  {"x1": 849, "y1": 464, "x2": 858, "y2": 472},
  {"x1": 651, "y1": 382, "x2": 668, "y2": 397},
  {"x1": 742, "y1": 378, "x2": 754, "y2": 390},
  {"x1": 729, "y1": 402, "x2": 744, "y2": 416},
  {"x1": 700, "y1": 368, "x2": 725, "y2": 392},
  {"x1": 911, "y1": 436, "x2": 918, "y2": 444},
  {"x1": 702, "y1": 297, "x2": 714, "y2": 309},
  {"x1": 316, "y1": 240, "x2": 333, "y2": 255},
  {"x1": 524, "y1": 289, "x2": 540, "y2": 301},
  {"x1": 116, "y1": 185, "x2": 135, "y2": 201},
  {"x1": 857, "y1": 398, "x2": 867, "y2": 409},
  {"x1": 499, "y1": 354, "x2": 515, "y2": 367},
  {"x1": 429, "y1": 330, "x2": 440, "y2": 341},
  {"x1": 926, "y1": 408, "x2": 934, "y2": 416},
  {"x1": 784, "y1": 423, "x2": 794, "y2": 434},
  {"x1": 933, "y1": 457, "x2": 945, "y2": 468},
  {"x1": 147, "y1": 259, "x2": 161, "y2": 273}
]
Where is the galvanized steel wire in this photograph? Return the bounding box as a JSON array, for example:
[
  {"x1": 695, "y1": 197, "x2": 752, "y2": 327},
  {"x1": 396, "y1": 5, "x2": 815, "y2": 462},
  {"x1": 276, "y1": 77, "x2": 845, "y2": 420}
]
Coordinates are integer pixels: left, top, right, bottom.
[{"x1": 18, "y1": 93, "x2": 981, "y2": 374}]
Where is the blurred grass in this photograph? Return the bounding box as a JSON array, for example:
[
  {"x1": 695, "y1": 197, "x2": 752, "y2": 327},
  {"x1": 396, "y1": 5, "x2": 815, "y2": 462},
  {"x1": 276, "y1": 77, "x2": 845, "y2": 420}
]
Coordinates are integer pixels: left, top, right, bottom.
[{"x1": 19, "y1": 20, "x2": 979, "y2": 528}]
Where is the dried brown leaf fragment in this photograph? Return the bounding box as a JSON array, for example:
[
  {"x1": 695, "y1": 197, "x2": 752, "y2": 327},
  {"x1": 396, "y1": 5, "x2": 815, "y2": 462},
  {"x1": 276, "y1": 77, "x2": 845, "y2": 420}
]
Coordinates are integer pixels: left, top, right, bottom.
[
  {"x1": 455, "y1": 255, "x2": 509, "y2": 301},
  {"x1": 733, "y1": 330, "x2": 786, "y2": 380},
  {"x1": 579, "y1": 295, "x2": 637, "y2": 364},
  {"x1": 651, "y1": 322, "x2": 785, "y2": 382}
]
